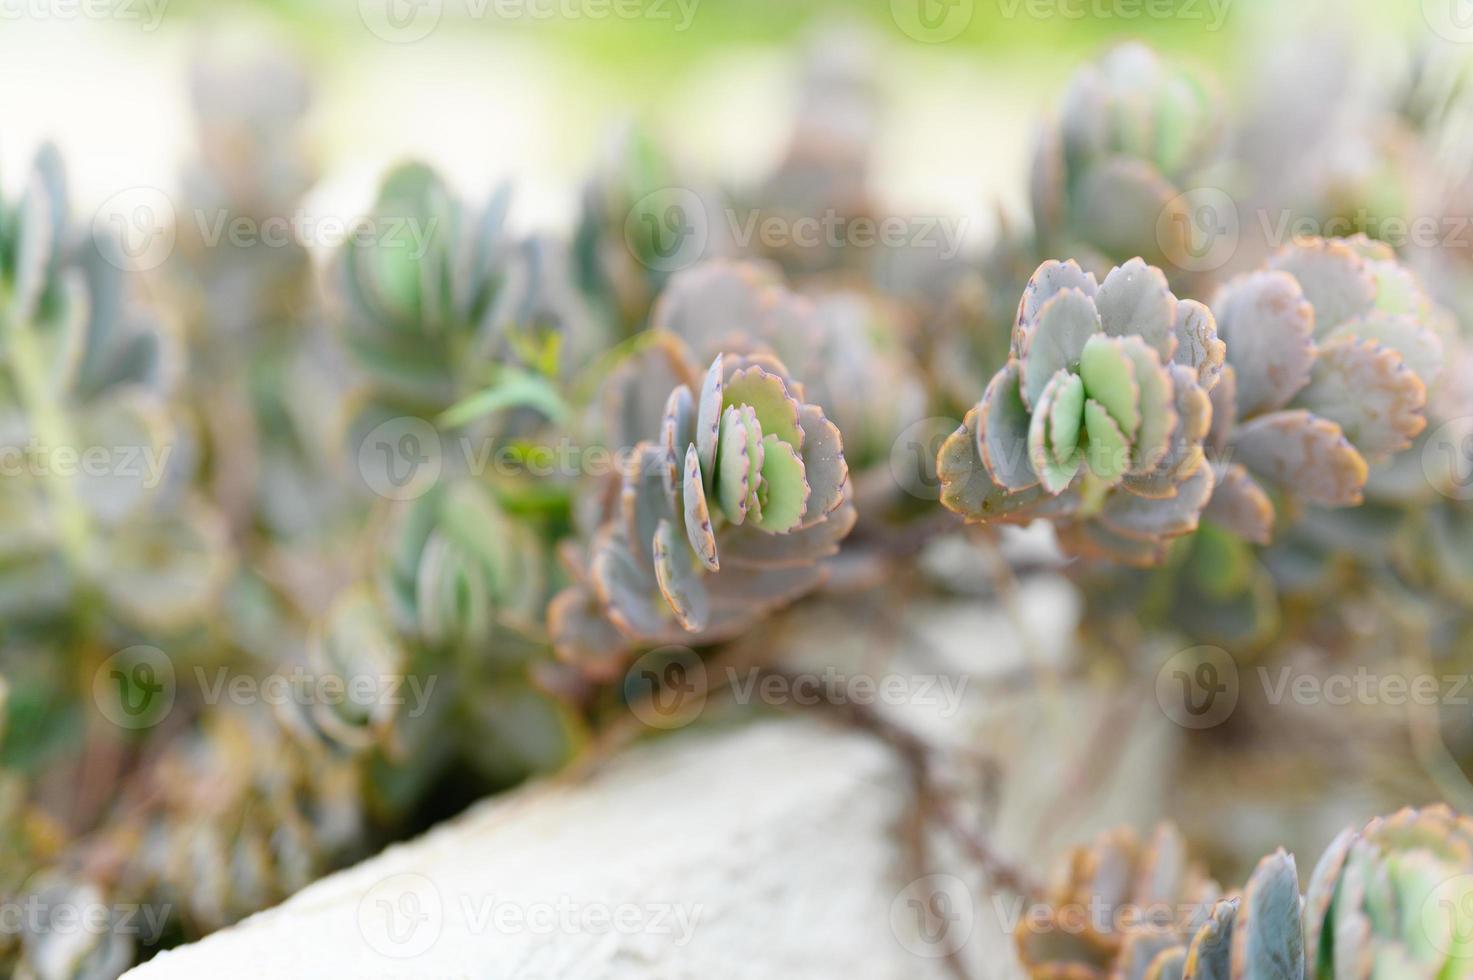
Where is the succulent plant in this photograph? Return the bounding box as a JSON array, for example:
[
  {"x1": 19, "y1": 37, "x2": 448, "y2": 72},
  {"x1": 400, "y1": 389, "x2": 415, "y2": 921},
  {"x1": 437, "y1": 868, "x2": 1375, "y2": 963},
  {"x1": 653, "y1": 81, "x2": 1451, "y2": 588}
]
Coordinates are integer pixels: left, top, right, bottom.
[
  {"x1": 1031, "y1": 44, "x2": 1221, "y2": 275},
  {"x1": 1304, "y1": 805, "x2": 1473, "y2": 979},
  {"x1": 937, "y1": 256, "x2": 1224, "y2": 565},
  {"x1": 334, "y1": 163, "x2": 518, "y2": 417},
  {"x1": 551, "y1": 333, "x2": 853, "y2": 677},
  {"x1": 0, "y1": 145, "x2": 231, "y2": 633},
  {"x1": 648, "y1": 260, "x2": 926, "y2": 477},
  {"x1": 1015, "y1": 822, "x2": 1308, "y2": 980}
]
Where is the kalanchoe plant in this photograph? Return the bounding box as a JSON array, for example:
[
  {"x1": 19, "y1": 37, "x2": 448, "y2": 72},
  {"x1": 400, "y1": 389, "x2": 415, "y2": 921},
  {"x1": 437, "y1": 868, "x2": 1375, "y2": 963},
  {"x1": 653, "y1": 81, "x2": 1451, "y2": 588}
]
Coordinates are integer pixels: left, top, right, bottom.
[
  {"x1": 551, "y1": 323, "x2": 853, "y2": 677},
  {"x1": 1015, "y1": 821, "x2": 1308, "y2": 980},
  {"x1": 937, "y1": 256, "x2": 1224, "y2": 565},
  {"x1": 1031, "y1": 43, "x2": 1221, "y2": 275},
  {"x1": 647, "y1": 260, "x2": 926, "y2": 489},
  {"x1": 1304, "y1": 805, "x2": 1473, "y2": 978},
  {"x1": 1204, "y1": 235, "x2": 1444, "y2": 530}
]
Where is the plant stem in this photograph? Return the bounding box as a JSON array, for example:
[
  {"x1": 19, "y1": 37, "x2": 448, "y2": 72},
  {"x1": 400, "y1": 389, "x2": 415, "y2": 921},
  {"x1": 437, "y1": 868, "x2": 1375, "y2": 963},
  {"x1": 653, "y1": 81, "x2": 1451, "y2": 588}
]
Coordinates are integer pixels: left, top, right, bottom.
[{"x1": 3, "y1": 303, "x2": 92, "y2": 574}]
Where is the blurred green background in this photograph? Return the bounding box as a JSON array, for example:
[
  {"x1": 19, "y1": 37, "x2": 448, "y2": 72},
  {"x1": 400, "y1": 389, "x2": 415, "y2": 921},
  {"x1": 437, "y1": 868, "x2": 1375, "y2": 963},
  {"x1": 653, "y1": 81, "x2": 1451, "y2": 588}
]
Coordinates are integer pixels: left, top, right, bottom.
[{"x1": 0, "y1": 0, "x2": 1438, "y2": 248}]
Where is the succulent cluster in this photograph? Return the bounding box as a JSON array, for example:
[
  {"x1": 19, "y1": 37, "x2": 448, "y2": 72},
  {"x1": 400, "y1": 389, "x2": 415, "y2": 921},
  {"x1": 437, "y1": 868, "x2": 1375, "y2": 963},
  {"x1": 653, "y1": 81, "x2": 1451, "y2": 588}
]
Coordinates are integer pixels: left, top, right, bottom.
[
  {"x1": 938, "y1": 256, "x2": 1224, "y2": 564},
  {"x1": 552, "y1": 319, "x2": 854, "y2": 676},
  {"x1": 1031, "y1": 43, "x2": 1221, "y2": 276},
  {"x1": 8, "y1": 24, "x2": 1473, "y2": 979},
  {"x1": 0, "y1": 147, "x2": 232, "y2": 634},
  {"x1": 1020, "y1": 806, "x2": 1473, "y2": 980}
]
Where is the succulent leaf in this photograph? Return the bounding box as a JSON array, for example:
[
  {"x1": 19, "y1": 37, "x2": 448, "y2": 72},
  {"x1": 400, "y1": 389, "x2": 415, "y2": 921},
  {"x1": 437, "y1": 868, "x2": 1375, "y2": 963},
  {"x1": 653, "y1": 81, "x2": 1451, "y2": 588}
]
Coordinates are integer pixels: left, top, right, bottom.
[
  {"x1": 1096, "y1": 257, "x2": 1178, "y2": 362},
  {"x1": 1232, "y1": 410, "x2": 1368, "y2": 508},
  {"x1": 1079, "y1": 335, "x2": 1143, "y2": 439},
  {"x1": 1268, "y1": 238, "x2": 1377, "y2": 337},
  {"x1": 753, "y1": 433, "x2": 809, "y2": 533},
  {"x1": 1030, "y1": 370, "x2": 1084, "y2": 493},
  {"x1": 1084, "y1": 398, "x2": 1131, "y2": 485},
  {"x1": 1212, "y1": 271, "x2": 1316, "y2": 418},
  {"x1": 1173, "y1": 298, "x2": 1226, "y2": 391},
  {"x1": 1020, "y1": 287, "x2": 1102, "y2": 408},
  {"x1": 724, "y1": 365, "x2": 805, "y2": 449},
  {"x1": 1230, "y1": 850, "x2": 1304, "y2": 980},
  {"x1": 652, "y1": 518, "x2": 709, "y2": 631},
  {"x1": 1295, "y1": 337, "x2": 1427, "y2": 462},
  {"x1": 1204, "y1": 464, "x2": 1275, "y2": 546},
  {"x1": 979, "y1": 362, "x2": 1041, "y2": 492}
]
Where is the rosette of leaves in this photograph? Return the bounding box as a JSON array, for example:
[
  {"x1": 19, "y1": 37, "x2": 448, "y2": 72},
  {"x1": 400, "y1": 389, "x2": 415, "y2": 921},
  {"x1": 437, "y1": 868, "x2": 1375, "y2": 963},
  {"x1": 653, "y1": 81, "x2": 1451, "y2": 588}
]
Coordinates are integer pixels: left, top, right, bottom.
[
  {"x1": 1015, "y1": 822, "x2": 1308, "y2": 980},
  {"x1": 1184, "y1": 236, "x2": 1445, "y2": 608},
  {"x1": 1031, "y1": 44, "x2": 1221, "y2": 275},
  {"x1": 334, "y1": 162, "x2": 517, "y2": 418},
  {"x1": 937, "y1": 257, "x2": 1225, "y2": 566},
  {"x1": 1304, "y1": 805, "x2": 1473, "y2": 979},
  {"x1": 0, "y1": 144, "x2": 231, "y2": 633},
  {"x1": 551, "y1": 342, "x2": 854, "y2": 678},
  {"x1": 647, "y1": 260, "x2": 926, "y2": 480}
]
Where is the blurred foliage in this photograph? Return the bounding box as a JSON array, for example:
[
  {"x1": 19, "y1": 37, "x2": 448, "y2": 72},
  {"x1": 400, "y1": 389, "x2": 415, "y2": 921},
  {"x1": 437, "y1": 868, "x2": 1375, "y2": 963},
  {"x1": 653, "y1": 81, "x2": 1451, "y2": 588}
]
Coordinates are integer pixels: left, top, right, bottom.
[{"x1": 3, "y1": 7, "x2": 1473, "y2": 977}]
